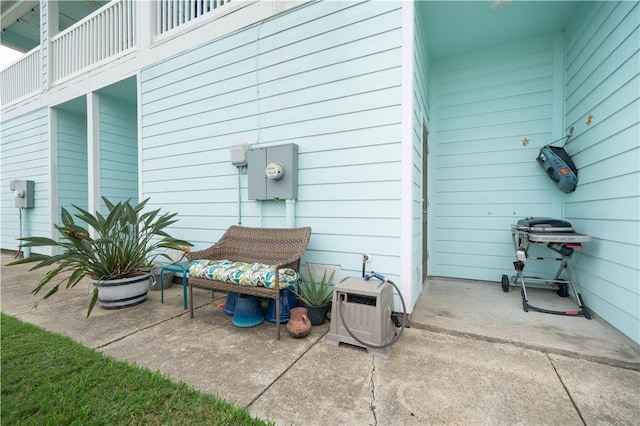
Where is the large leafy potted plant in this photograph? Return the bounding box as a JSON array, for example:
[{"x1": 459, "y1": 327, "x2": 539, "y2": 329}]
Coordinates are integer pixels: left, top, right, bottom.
[
  {"x1": 292, "y1": 265, "x2": 335, "y2": 325},
  {"x1": 8, "y1": 197, "x2": 192, "y2": 315}
]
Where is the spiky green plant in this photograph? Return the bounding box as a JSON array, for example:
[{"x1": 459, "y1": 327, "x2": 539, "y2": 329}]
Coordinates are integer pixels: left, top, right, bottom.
[
  {"x1": 8, "y1": 197, "x2": 192, "y2": 316},
  {"x1": 291, "y1": 264, "x2": 335, "y2": 306}
]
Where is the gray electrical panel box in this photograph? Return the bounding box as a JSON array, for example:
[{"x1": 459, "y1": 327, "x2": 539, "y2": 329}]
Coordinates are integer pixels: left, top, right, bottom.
[
  {"x1": 248, "y1": 143, "x2": 298, "y2": 200},
  {"x1": 10, "y1": 180, "x2": 35, "y2": 208}
]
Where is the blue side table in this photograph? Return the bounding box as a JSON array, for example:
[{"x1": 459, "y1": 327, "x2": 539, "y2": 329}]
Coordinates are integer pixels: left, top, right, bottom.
[{"x1": 160, "y1": 261, "x2": 189, "y2": 309}]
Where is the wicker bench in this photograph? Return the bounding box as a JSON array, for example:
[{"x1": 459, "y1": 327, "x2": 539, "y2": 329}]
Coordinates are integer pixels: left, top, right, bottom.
[{"x1": 186, "y1": 225, "x2": 312, "y2": 339}]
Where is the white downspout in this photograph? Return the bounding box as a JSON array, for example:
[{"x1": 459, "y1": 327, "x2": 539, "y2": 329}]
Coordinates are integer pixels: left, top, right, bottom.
[{"x1": 286, "y1": 199, "x2": 296, "y2": 228}]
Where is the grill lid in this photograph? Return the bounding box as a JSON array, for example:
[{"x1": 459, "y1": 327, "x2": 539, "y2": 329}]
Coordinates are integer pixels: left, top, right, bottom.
[{"x1": 515, "y1": 217, "x2": 574, "y2": 233}]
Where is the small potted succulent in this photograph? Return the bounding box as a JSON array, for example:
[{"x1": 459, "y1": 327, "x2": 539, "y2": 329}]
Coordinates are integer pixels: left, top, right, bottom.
[
  {"x1": 291, "y1": 265, "x2": 335, "y2": 325},
  {"x1": 8, "y1": 197, "x2": 192, "y2": 316}
]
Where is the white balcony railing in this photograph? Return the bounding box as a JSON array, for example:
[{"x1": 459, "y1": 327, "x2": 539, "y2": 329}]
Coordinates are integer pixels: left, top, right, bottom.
[
  {"x1": 1, "y1": 0, "x2": 237, "y2": 107},
  {"x1": 157, "y1": 0, "x2": 231, "y2": 35},
  {"x1": 0, "y1": 47, "x2": 41, "y2": 105},
  {"x1": 50, "y1": 0, "x2": 136, "y2": 82}
]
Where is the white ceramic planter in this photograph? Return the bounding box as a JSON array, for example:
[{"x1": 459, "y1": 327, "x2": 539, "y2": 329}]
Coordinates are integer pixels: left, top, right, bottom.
[{"x1": 93, "y1": 273, "x2": 153, "y2": 309}]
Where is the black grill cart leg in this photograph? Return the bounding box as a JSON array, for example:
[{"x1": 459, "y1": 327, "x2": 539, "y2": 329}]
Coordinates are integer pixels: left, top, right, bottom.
[
  {"x1": 578, "y1": 294, "x2": 591, "y2": 319},
  {"x1": 521, "y1": 289, "x2": 529, "y2": 312}
]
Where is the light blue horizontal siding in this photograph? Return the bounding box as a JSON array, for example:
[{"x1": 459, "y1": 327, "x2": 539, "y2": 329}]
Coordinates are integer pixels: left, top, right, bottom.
[
  {"x1": 430, "y1": 35, "x2": 561, "y2": 282},
  {"x1": 140, "y1": 1, "x2": 403, "y2": 280},
  {"x1": 99, "y1": 94, "x2": 138, "y2": 205},
  {"x1": 57, "y1": 107, "x2": 88, "y2": 221},
  {"x1": 564, "y1": 1, "x2": 639, "y2": 343},
  {"x1": 0, "y1": 108, "x2": 51, "y2": 251}
]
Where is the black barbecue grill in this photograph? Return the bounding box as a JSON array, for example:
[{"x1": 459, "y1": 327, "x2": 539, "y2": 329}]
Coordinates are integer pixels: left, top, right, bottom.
[{"x1": 502, "y1": 217, "x2": 592, "y2": 318}]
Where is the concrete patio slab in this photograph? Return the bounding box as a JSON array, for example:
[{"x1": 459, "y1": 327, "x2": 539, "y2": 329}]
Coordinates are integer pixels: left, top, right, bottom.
[
  {"x1": 549, "y1": 354, "x2": 640, "y2": 425},
  {"x1": 251, "y1": 328, "x2": 586, "y2": 425},
  {"x1": 2, "y1": 253, "x2": 639, "y2": 425},
  {"x1": 100, "y1": 302, "x2": 330, "y2": 408},
  {"x1": 412, "y1": 277, "x2": 640, "y2": 369}
]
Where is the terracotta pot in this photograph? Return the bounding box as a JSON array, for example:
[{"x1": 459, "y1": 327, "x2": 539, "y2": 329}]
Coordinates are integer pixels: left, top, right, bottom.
[{"x1": 286, "y1": 307, "x2": 311, "y2": 338}]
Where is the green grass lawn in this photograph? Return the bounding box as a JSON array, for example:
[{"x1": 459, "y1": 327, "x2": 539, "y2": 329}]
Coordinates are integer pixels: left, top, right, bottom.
[{"x1": 1, "y1": 313, "x2": 273, "y2": 425}]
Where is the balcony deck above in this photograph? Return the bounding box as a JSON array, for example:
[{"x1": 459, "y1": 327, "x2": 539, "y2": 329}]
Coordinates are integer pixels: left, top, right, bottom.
[{"x1": 1, "y1": 0, "x2": 246, "y2": 110}]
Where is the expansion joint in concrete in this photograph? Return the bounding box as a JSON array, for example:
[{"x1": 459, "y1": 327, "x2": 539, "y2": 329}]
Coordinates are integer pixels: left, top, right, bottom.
[
  {"x1": 93, "y1": 310, "x2": 191, "y2": 349},
  {"x1": 417, "y1": 323, "x2": 640, "y2": 372},
  {"x1": 369, "y1": 357, "x2": 378, "y2": 425},
  {"x1": 547, "y1": 353, "x2": 587, "y2": 426},
  {"x1": 246, "y1": 328, "x2": 331, "y2": 409}
]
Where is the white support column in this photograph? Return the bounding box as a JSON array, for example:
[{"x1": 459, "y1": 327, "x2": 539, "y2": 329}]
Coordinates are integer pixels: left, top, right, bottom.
[
  {"x1": 400, "y1": 1, "x2": 415, "y2": 314},
  {"x1": 87, "y1": 92, "x2": 101, "y2": 219},
  {"x1": 136, "y1": 0, "x2": 154, "y2": 51},
  {"x1": 41, "y1": 0, "x2": 59, "y2": 91},
  {"x1": 49, "y1": 107, "x2": 59, "y2": 244},
  {"x1": 137, "y1": 72, "x2": 144, "y2": 203}
]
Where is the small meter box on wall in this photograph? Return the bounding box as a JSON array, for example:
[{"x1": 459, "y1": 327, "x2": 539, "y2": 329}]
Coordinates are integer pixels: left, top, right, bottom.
[
  {"x1": 248, "y1": 143, "x2": 298, "y2": 200},
  {"x1": 10, "y1": 180, "x2": 35, "y2": 208}
]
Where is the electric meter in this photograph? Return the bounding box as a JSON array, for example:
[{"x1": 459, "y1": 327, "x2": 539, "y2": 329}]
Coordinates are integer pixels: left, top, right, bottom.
[{"x1": 265, "y1": 162, "x2": 284, "y2": 180}]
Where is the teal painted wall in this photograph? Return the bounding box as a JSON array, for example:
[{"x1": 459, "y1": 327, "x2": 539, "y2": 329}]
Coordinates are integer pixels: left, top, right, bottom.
[
  {"x1": 428, "y1": 1, "x2": 639, "y2": 344},
  {"x1": 99, "y1": 94, "x2": 138, "y2": 206},
  {"x1": 564, "y1": 1, "x2": 639, "y2": 343},
  {"x1": 0, "y1": 108, "x2": 51, "y2": 250},
  {"x1": 57, "y1": 105, "x2": 88, "y2": 221},
  {"x1": 430, "y1": 34, "x2": 564, "y2": 281},
  {"x1": 141, "y1": 0, "x2": 403, "y2": 280}
]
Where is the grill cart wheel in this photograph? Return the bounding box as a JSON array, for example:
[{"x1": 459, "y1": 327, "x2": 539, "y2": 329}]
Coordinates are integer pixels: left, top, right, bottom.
[
  {"x1": 557, "y1": 283, "x2": 569, "y2": 297},
  {"x1": 501, "y1": 274, "x2": 510, "y2": 292}
]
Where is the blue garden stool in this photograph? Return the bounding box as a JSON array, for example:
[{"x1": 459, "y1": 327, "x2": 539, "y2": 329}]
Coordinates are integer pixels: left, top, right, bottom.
[
  {"x1": 266, "y1": 288, "x2": 298, "y2": 324},
  {"x1": 223, "y1": 292, "x2": 238, "y2": 316},
  {"x1": 232, "y1": 295, "x2": 264, "y2": 327}
]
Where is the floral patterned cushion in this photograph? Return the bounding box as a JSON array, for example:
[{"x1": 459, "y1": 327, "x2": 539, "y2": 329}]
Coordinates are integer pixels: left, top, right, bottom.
[{"x1": 189, "y1": 260, "x2": 298, "y2": 289}]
